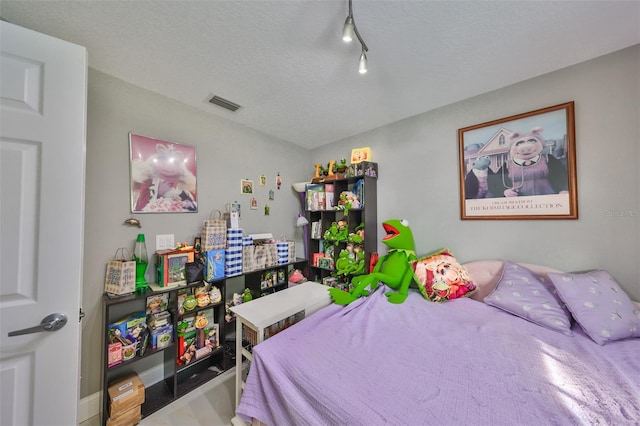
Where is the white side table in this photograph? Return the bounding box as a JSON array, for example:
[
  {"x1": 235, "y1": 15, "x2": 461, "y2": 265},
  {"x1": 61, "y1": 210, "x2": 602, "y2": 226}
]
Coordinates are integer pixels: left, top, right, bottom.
[{"x1": 229, "y1": 282, "x2": 331, "y2": 409}]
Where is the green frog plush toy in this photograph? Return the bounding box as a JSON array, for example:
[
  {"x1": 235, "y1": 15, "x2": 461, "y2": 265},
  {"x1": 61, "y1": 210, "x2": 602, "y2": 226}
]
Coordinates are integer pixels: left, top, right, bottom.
[{"x1": 329, "y1": 219, "x2": 417, "y2": 305}]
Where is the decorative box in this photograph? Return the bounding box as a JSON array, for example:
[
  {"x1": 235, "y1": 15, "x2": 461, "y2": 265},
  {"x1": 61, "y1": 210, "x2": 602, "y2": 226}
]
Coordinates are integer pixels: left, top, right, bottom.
[
  {"x1": 108, "y1": 311, "x2": 146, "y2": 340},
  {"x1": 155, "y1": 248, "x2": 195, "y2": 287},
  {"x1": 107, "y1": 342, "x2": 123, "y2": 368},
  {"x1": 348, "y1": 161, "x2": 378, "y2": 178},
  {"x1": 153, "y1": 325, "x2": 173, "y2": 349}
]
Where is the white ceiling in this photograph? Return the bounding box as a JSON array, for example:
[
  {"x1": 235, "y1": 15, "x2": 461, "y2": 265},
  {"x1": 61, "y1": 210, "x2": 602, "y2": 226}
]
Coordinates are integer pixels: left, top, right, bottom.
[{"x1": 2, "y1": 1, "x2": 639, "y2": 149}]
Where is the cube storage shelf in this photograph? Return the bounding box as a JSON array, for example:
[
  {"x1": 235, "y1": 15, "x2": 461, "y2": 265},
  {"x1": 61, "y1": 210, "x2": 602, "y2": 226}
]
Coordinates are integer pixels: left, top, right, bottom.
[
  {"x1": 306, "y1": 174, "x2": 377, "y2": 285},
  {"x1": 101, "y1": 258, "x2": 307, "y2": 425}
]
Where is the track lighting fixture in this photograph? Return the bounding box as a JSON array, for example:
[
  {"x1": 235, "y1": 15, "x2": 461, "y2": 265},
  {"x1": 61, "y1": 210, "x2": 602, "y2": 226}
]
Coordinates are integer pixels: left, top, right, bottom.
[{"x1": 342, "y1": 0, "x2": 369, "y2": 74}]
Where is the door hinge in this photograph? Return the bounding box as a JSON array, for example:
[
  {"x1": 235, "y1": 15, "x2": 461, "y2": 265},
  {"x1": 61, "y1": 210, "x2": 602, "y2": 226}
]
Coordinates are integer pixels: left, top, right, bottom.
[{"x1": 79, "y1": 308, "x2": 85, "y2": 322}]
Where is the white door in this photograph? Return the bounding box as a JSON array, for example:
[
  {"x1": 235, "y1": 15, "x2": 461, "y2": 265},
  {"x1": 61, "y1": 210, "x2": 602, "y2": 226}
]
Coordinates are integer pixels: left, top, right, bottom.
[{"x1": 0, "y1": 21, "x2": 87, "y2": 425}]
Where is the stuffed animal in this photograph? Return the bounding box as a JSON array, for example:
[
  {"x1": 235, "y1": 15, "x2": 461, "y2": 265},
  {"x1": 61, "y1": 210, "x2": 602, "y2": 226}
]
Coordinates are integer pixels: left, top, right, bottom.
[
  {"x1": 497, "y1": 127, "x2": 568, "y2": 197},
  {"x1": 335, "y1": 244, "x2": 365, "y2": 277},
  {"x1": 329, "y1": 219, "x2": 417, "y2": 305}
]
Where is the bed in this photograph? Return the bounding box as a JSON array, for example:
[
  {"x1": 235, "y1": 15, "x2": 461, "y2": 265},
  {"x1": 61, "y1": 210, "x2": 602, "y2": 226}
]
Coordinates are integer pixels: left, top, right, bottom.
[{"x1": 235, "y1": 260, "x2": 640, "y2": 425}]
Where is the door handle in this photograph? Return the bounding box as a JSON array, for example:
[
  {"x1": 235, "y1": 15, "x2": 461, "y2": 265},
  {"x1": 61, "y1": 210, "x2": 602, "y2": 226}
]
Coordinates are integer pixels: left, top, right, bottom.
[{"x1": 8, "y1": 313, "x2": 68, "y2": 337}]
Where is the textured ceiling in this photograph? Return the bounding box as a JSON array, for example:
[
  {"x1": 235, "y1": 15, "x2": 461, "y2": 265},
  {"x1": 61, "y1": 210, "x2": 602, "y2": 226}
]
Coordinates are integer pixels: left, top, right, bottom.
[{"x1": 1, "y1": 1, "x2": 639, "y2": 149}]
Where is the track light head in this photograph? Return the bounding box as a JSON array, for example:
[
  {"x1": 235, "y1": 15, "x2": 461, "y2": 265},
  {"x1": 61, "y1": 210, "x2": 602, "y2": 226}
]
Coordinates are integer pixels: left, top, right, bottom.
[
  {"x1": 342, "y1": 16, "x2": 354, "y2": 42},
  {"x1": 358, "y1": 50, "x2": 368, "y2": 74}
]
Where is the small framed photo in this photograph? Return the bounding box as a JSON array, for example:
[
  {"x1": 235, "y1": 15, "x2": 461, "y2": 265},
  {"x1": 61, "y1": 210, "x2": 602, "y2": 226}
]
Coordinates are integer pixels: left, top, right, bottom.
[
  {"x1": 351, "y1": 147, "x2": 372, "y2": 164},
  {"x1": 167, "y1": 253, "x2": 190, "y2": 286},
  {"x1": 458, "y1": 102, "x2": 577, "y2": 220},
  {"x1": 241, "y1": 179, "x2": 254, "y2": 195},
  {"x1": 231, "y1": 201, "x2": 241, "y2": 218}
]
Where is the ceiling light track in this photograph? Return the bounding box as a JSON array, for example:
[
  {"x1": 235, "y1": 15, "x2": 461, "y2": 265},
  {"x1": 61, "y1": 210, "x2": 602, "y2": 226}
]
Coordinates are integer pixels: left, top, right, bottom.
[{"x1": 342, "y1": 0, "x2": 369, "y2": 74}]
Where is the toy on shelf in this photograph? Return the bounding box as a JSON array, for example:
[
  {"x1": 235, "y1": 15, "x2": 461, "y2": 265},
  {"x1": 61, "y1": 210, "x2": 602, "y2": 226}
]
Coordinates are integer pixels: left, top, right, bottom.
[
  {"x1": 323, "y1": 220, "x2": 348, "y2": 243},
  {"x1": 312, "y1": 159, "x2": 350, "y2": 183},
  {"x1": 335, "y1": 191, "x2": 360, "y2": 215},
  {"x1": 334, "y1": 158, "x2": 348, "y2": 173}
]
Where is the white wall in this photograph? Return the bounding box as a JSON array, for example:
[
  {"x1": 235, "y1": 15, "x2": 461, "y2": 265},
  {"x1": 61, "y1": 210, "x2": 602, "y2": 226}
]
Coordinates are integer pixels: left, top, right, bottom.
[
  {"x1": 314, "y1": 45, "x2": 640, "y2": 299},
  {"x1": 82, "y1": 69, "x2": 310, "y2": 398}
]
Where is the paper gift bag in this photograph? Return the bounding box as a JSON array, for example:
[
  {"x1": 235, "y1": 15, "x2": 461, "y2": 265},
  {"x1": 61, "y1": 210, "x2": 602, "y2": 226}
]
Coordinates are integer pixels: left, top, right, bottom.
[
  {"x1": 287, "y1": 240, "x2": 296, "y2": 263},
  {"x1": 202, "y1": 210, "x2": 227, "y2": 250},
  {"x1": 253, "y1": 245, "x2": 267, "y2": 270},
  {"x1": 264, "y1": 242, "x2": 278, "y2": 268},
  {"x1": 242, "y1": 245, "x2": 256, "y2": 273},
  {"x1": 203, "y1": 249, "x2": 225, "y2": 281},
  {"x1": 104, "y1": 248, "x2": 136, "y2": 295}
]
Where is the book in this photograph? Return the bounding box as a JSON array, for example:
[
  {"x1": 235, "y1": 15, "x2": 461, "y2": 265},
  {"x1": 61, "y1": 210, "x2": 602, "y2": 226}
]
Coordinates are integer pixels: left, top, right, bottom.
[{"x1": 311, "y1": 221, "x2": 322, "y2": 239}]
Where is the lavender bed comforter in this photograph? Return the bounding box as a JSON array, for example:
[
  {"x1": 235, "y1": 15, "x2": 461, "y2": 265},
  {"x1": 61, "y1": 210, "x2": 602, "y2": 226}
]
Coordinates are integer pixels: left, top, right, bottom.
[{"x1": 236, "y1": 286, "x2": 640, "y2": 425}]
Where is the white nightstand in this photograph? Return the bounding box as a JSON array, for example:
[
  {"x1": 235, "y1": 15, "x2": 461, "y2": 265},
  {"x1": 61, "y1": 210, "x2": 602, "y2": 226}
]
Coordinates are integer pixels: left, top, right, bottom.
[{"x1": 229, "y1": 282, "x2": 331, "y2": 409}]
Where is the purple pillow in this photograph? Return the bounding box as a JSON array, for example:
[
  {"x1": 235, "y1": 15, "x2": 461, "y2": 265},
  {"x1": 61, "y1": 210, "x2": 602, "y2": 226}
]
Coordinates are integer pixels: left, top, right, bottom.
[
  {"x1": 484, "y1": 261, "x2": 573, "y2": 335},
  {"x1": 548, "y1": 270, "x2": 640, "y2": 345}
]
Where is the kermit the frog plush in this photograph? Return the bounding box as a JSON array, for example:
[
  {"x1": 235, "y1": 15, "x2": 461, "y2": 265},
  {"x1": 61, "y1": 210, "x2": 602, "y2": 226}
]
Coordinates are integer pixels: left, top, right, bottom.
[{"x1": 329, "y1": 219, "x2": 417, "y2": 305}]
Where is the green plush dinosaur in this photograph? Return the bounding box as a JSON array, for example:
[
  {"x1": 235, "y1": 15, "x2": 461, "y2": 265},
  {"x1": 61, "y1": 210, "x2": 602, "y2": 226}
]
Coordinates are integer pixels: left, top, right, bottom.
[{"x1": 329, "y1": 219, "x2": 417, "y2": 305}]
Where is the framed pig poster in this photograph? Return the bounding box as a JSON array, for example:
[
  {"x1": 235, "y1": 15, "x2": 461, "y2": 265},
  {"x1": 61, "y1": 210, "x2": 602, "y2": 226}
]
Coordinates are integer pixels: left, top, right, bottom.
[{"x1": 458, "y1": 102, "x2": 577, "y2": 220}]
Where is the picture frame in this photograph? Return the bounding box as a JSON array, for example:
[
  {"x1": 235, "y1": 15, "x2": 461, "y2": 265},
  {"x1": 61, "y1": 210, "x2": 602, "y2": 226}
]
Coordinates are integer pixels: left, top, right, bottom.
[
  {"x1": 241, "y1": 179, "x2": 254, "y2": 195},
  {"x1": 129, "y1": 133, "x2": 197, "y2": 213},
  {"x1": 231, "y1": 202, "x2": 241, "y2": 218},
  {"x1": 458, "y1": 101, "x2": 577, "y2": 220},
  {"x1": 156, "y1": 248, "x2": 195, "y2": 287},
  {"x1": 350, "y1": 146, "x2": 371, "y2": 164},
  {"x1": 167, "y1": 253, "x2": 190, "y2": 286}
]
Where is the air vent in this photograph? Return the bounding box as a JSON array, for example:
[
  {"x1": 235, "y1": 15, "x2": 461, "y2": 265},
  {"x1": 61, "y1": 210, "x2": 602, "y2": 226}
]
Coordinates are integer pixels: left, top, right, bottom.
[{"x1": 208, "y1": 95, "x2": 242, "y2": 112}]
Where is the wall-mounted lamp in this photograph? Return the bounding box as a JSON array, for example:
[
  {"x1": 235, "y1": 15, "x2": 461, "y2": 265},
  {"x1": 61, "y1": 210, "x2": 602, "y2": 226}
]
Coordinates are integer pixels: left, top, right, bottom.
[{"x1": 342, "y1": 0, "x2": 369, "y2": 74}]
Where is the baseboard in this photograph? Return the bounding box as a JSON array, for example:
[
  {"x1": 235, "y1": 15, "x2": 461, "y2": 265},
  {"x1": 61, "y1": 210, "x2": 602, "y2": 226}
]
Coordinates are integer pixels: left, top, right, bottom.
[{"x1": 79, "y1": 391, "x2": 101, "y2": 423}]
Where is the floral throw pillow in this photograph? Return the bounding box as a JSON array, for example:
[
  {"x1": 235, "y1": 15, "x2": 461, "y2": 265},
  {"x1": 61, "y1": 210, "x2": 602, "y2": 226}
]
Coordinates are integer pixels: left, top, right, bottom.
[
  {"x1": 548, "y1": 270, "x2": 640, "y2": 345},
  {"x1": 412, "y1": 249, "x2": 476, "y2": 302},
  {"x1": 484, "y1": 261, "x2": 573, "y2": 336}
]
